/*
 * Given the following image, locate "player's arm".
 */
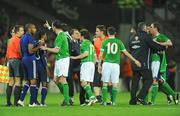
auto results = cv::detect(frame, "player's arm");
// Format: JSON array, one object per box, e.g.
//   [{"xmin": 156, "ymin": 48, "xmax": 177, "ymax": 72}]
[
  {"xmin": 154, "ymin": 39, "xmax": 172, "ymax": 47},
  {"xmin": 28, "ymin": 37, "xmax": 44, "ymax": 54},
  {"xmin": 71, "ymin": 51, "xmax": 88, "ymax": 60},
  {"xmin": 98, "ymin": 50, "xmax": 104, "ymax": 73},
  {"xmin": 5, "ymin": 40, "xmax": 11, "ymax": 65},
  {"xmin": 28, "ymin": 43, "xmax": 41, "ymax": 54},
  {"xmin": 122, "ymin": 50, "xmax": 141, "ymax": 67},
  {"xmin": 94, "ymin": 54, "xmax": 97, "ymax": 64},
  {"xmin": 145, "ymin": 36, "xmax": 166, "ymax": 52},
  {"xmin": 41, "ymin": 46, "xmax": 60, "ymax": 54},
  {"xmin": 44, "ymin": 20, "xmax": 52, "ymax": 30},
  {"xmin": 19, "ymin": 44, "xmax": 22, "ymax": 57}
]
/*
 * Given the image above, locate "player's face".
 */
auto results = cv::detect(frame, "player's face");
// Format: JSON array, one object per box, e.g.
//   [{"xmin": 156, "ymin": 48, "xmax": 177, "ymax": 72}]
[
  {"xmin": 72, "ymin": 30, "xmax": 80, "ymax": 40},
  {"xmin": 148, "ymin": 24, "xmax": 156, "ymax": 35},
  {"xmin": 17, "ymin": 27, "xmax": 24, "ymax": 37},
  {"xmin": 30, "ymin": 25, "xmax": 37, "ymax": 35},
  {"xmin": 145, "ymin": 26, "xmax": 151, "ymax": 34},
  {"xmin": 79, "ymin": 34, "xmax": 84, "ymax": 41},
  {"xmin": 95, "ymin": 28, "xmax": 102, "ymax": 37}
]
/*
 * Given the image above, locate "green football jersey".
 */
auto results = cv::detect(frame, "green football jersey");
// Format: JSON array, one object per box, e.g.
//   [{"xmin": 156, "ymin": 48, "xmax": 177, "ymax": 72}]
[
  {"xmin": 81, "ymin": 39, "xmax": 95, "ymax": 63},
  {"xmin": 100, "ymin": 38, "xmax": 126, "ymax": 64},
  {"xmin": 54, "ymin": 32, "xmax": 69, "ymax": 60},
  {"xmin": 151, "ymin": 34, "xmax": 169, "ymax": 72}
]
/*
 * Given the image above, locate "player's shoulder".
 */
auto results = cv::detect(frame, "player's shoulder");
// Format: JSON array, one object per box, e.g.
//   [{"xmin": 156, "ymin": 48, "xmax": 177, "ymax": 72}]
[
  {"xmin": 161, "ymin": 34, "xmax": 169, "ymax": 39},
  {"xmin": 159, "ymin": 33, "xmax": 167, "ymax": 38},
  {"xmin": 159, "ymin": 33, "xmax": 169, "ymax": 40},
  {"xmin": 101, "ymin": 38, "xmax": 109, "ymax": 44},
  {"xmin": 85, "ymin": 39, "xmax": 93, "ymax": 45},
  {"xmin": 111, "ymin": 37, "xmax": 122, "ymax": 43},
  {"xmin": 81, "ymin": 39, "xmax": 88, "ymax": 45},
  {"xmin": 93, "ymin": 37, "xmax": 99, "ymax": 41},
  {"xmin": 59, "ymin": 31, "xmax": 65, "ymax": 35},
  {"xmin": 57, "ymin": 32, "xmax": 66, "ymax": 39}
]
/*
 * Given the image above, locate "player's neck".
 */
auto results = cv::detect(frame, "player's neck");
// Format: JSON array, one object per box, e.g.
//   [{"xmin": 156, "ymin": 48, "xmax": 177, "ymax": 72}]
[
  {"xmin": 100, "ymin": 35, "xmax": 105, "ymax": 39},
  {"xmin": 27, "ymin": 32, "xmax": 33, "ymax": 36},
  {"xmin": 15, "ymin": 34, "xmax": 21, "ymax": 38},
  {"xmin": 108, "ymin": 35, "xmax": 115, "ymax": 38},
  {"xmin": 153, "ymin": 32, "xmax": 160, "ymax": 37},
  {"xmin": 56, "ymin": 30, "xmax": 63, "ymax": 35}
]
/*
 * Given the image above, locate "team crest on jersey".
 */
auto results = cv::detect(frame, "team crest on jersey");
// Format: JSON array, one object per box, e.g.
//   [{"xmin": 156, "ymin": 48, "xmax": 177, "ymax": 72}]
[
  {"xmin": 135, "ymin": 36, "xmax": 139, "ymax": 41},
  {"xmin": 132, "ymin": 36, "xmax": 140, "ymax": 44}
]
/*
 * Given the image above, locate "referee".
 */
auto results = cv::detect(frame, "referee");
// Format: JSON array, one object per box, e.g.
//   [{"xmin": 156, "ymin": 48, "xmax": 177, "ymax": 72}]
[{"xmin": 128, "ymin": 22, "xmax": 166, "ymax": 105}]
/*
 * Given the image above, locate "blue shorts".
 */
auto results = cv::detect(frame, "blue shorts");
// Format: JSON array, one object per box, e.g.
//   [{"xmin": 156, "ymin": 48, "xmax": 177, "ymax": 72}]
[
  {"xmin": 22, "ymin": 58, "xmax": 36, "ymax": 80},
  {"xmin": 36, "ymin": 60, "xmax": 49, "ymax": 82}
]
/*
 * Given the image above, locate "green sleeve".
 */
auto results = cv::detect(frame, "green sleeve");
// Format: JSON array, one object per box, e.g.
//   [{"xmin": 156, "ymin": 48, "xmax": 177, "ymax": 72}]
[
  {"xmin": 161, "ymin": 34, "xmax": 169, "ymax": 42},
  {"xmin": 81, "ymin": 41, "xmax": 89, "ymax": 53}
]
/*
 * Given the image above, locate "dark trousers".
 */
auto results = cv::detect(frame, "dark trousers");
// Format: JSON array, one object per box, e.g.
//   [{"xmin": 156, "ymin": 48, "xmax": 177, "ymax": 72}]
[
  {"xmin": 77, "ymin": 72, "xmax": 86, "ymax": 104},
  {"xmin": 123, "ymin": 77, "xmax": 132, "ymax": 92},
  {"xmin": 130, "ymin": 69, "xmax": 153, "ymax": 102},
  {"xmin": 167, "ymin": 72, "xmax": 176, "ymax": 90},
  {"xmin": 67, "ymin": 68, "xmax": 74, "ymax": 98},
  {"xmin": 67, "ymin": 66, "xmax": 86, "ymax": 104}
]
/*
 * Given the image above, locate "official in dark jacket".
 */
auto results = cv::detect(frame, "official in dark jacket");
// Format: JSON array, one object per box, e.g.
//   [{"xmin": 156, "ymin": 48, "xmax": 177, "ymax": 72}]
[{"xmin": 128, "ymin": 22, "xmax": 166, "ymax": 105}]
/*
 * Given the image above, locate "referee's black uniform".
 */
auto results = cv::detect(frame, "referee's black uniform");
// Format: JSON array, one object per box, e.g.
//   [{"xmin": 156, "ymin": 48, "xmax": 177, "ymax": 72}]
[{"xmin": 128, "ymin": 24, "xmax": 166, "ymax": 105}]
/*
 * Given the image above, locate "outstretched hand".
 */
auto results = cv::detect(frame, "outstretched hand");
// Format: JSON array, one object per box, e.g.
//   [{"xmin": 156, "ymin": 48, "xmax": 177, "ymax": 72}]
[
  {"xmin": 134, "ymin": 60, "xmax": 141, "ymax": 67},
  {"xmin": 44, "ymin": 20, "xmax": 51, "ymax": 29},
  {"xmin": 40, "ymin": 46, "xmax": 47, "ymax": 50},
  {"xmin": 70, "ymin": 56, "xmax": 76, "ymax": 60}
]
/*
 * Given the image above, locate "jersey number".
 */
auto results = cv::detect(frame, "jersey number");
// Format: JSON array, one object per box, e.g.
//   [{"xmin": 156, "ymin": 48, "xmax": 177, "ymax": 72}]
[{"xmin": 107, "ymin": 42, "xmax": 118, "ymax": 54}]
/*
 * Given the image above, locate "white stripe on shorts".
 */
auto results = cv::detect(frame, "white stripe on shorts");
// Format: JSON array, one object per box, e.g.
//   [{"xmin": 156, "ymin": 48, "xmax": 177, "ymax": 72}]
[{"xmin": 33, "ymin": 60, "xmax": 36, "ymax": 79}]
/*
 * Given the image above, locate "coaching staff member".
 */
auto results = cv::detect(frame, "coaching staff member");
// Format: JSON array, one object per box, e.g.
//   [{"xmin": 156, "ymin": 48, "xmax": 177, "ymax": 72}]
[{"xmin": 128, "ymin": 22, "xmax": 166, "ymax": 105}]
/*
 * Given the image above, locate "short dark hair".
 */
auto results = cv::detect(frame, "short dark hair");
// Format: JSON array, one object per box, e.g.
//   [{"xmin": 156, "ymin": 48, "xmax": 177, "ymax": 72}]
[
  {"xmin": 34, "ymin": 29, "xmax": 46, "ymax": 40},
  {"xmin": 14, "ymin": 25, "xmax": 23, "ymax": 33},
  {"xmin": 70, "ymin": 28, "xmax": 79, "ymax": 35},
  {"xmin": 96, "ymin": 25, "xmax": 106, "ymax": 35},
  {"xmin": 80, "ymin": 28, "xmax": 91, "ymax": 40},
  {"xmin": 137, "ymin": 22, "xmax": 146, "ymax": 32},
  {"xmin": 152, "ymin": 22, "xmax": 161, "ymax": 32},
  {"xmin": 25, "ymin": 23, "xmax": 35, "ymax": 32},
  {"xmin": 107, "ymin": 26, "xmax": 116, "ymax": 35},
  {"xmin": 7, "ymin": 26, "xmax": 15, "ymax": 38},
  {"xmin": 52, "ymin": 20, "xmax": 61, "ymax": 29},
  {"xmin": 60, "ymin": 23, "xmax": 69, "ymax": 32}
]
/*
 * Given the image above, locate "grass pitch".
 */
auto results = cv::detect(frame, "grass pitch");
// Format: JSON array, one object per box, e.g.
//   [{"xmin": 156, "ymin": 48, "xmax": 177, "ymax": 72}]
[{"xmin": 0, "ymin": 92, "xmax": 180, "ymax": 116}]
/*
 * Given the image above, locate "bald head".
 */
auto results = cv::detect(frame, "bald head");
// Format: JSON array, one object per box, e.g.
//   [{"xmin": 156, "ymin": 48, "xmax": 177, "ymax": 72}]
[{"xmin": 25, "ymin": 23, "xmax": 37, "ymax": 35}]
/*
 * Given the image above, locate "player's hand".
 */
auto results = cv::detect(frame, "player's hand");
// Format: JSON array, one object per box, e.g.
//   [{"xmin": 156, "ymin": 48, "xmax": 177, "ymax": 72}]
[
  {"xmin": 134, "ymin": 60, "xmax": 141, "ymax": 67},
  {"xmin": 44, "ymin": 20, "xmax": 51, "ymax": 29},
  {"xmin": 157, "ymin": 50, "xmax": 163, "ymax": 54},
  {"xmin": 40, "ymin": 46, "xmax": 47, "ymax": 50},
  {"xmin": 38, "ymin": 40, "xmax": 45, "ymax": 46},
  {"xmin": 70, "ymin": 56, "xmax": 76, "ymax": 60}
]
